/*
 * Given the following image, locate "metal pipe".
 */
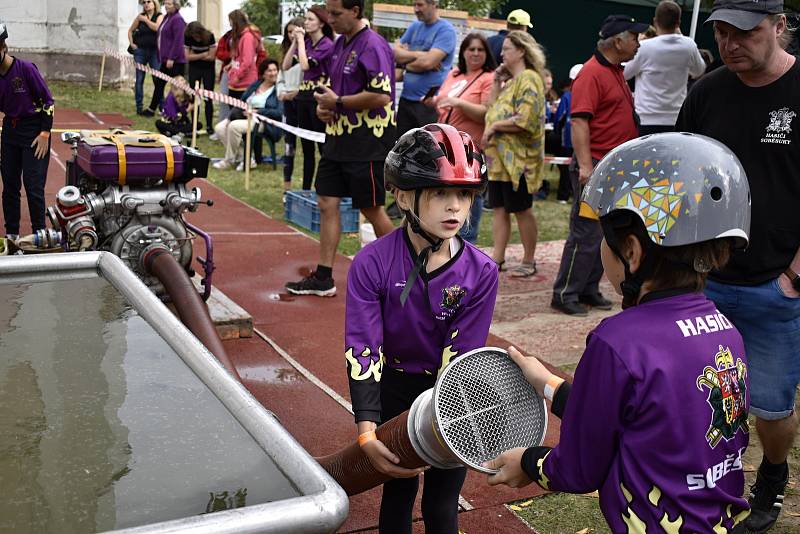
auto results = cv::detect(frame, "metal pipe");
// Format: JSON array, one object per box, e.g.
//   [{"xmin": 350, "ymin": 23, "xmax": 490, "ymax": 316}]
[
  {"xmin": 316, "ymin": 348, "xmax": 548, "ymax": 497},
  {"xmin": 143, "ymin": 247, "xmax": 240, "ymax": 381},
  {"xmin": 690, "ymin": 0, "xmax": 702, "ymax": 41}
]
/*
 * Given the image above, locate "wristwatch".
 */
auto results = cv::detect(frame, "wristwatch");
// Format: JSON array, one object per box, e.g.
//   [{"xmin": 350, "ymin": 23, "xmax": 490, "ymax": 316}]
[
  {"xmin": 336, "ymin": 95, "xmax": 344, "ymax": 111},
  {"xmin": 784, "ymin": 267, "xmax": 800, "ymax": 292}
]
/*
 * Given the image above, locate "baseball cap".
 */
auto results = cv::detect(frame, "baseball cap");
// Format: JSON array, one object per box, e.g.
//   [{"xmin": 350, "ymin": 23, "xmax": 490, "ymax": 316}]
[
  {"xmin": 705, "ymin": 0, "xmax": 784, "ymax": 31},
  {"xmin": 0, "ymin": 21, "xmax": 7, "ymax": 42},
  {"xmin": 569, "ymin": 63, "xmax": 583, "ymax": 80},
  {"xmin": 599, "ymin": 14, "xmax": 650, "ymax": 39},
  {"xmin": 507, "ymin": 9, "xmax": 533, "ymax": 28}
]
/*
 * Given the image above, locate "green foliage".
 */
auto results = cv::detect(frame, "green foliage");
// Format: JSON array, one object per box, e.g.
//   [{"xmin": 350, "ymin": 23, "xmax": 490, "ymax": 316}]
[{"xmin": 241, "ymin": 0, "xmax": 282, "ymax": 36}]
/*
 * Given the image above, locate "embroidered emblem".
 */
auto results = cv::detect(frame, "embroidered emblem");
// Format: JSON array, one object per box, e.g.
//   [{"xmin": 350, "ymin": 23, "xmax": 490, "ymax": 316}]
[
  {"xmin": 696, "ymin": 345, "xmax": 748, "ymax": 448},
  {"xmin": 440, "ymin": 284, "xmax": 466, "ymax": 313},
  {"xmin": 11, "ymin": 76, "xmax": 25, "ymax": 94}
]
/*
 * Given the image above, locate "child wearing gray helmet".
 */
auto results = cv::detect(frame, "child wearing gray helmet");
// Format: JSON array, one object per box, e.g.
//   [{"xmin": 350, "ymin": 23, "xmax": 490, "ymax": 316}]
[{"xmin": 486, "ymin": 132, "xmax": 753, "ymax": 533}]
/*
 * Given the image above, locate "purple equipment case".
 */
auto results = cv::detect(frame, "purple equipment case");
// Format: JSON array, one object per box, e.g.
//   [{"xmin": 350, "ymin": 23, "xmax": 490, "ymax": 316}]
[{"xmin": 77, "ymin": 137, "xmax": 186, "ymax": 184}]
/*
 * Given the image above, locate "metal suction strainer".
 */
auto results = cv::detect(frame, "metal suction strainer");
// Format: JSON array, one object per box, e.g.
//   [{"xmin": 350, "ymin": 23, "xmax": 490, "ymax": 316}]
[{"xmin": 406, "ymin": 347, "xmax": 548, "ymax": 473}]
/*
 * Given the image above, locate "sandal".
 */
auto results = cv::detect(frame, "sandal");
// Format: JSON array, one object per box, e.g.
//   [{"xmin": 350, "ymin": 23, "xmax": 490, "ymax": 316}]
[
  {"xmin": 510, "ymin": 262, "xmax": 537, "ymax": 278},
  {"xmin": 494, "ymin": 260, "xmax": 507, "ymax": 272}
]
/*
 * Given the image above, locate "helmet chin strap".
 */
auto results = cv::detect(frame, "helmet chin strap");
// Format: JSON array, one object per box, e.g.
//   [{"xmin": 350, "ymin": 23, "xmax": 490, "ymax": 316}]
[
  {"xmin": 399, "ymin": 190, "xmax": 444, "ymax": 306},
  {"xmin": 601, "ymin": 218, "xmax": 656, "ymax": 309}
]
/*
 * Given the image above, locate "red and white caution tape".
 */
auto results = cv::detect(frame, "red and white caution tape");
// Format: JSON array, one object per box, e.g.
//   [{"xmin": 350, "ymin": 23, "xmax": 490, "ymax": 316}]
[
  {"xmin": 543, "ymin": 156, "xmax": 572, "ymax": 165},
  {"xmin": 104, "ymin": 48, "xmax": 325, "ymax": 143},
  {"xmin": 105, "ymin": 49, "xmax": 570, "ymax": 156}
]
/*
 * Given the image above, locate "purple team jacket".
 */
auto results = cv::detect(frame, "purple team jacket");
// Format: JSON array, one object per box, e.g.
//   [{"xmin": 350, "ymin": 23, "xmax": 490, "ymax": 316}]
[
  {"xmin": 157, "ymin": 11, "xmax": 187, "ymax": 64},
  {"xmin": 0, "ymin": 58, "xmax": 54, "ymax": 142},
  {"xmin": 523, "ymin": 292, "xmax": 750, "ymax": 532},
  {"xmin": 345, "ymin": 228, "xmax": 499, "ymax": 423}
]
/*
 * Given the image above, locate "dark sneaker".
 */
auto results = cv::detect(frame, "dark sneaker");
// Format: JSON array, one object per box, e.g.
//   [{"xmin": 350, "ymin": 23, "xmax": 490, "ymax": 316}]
[
  {"xmin": 550, "ymin": 299, "xmax": 589, "ymax": 317},
  {"xmin": 285, "ymin": 274, "xmax": 336, "ymax": 297},
  {"xmin": 579, "ymin": 293, "xmax": 613, "ymax": 310},
  {"xmin": 141, "ymin": 108, "xmax": 155, "ymax": 117},
  {"xmin": 744, "ymin": 468, "xmax": 788, "ymax": 533}
]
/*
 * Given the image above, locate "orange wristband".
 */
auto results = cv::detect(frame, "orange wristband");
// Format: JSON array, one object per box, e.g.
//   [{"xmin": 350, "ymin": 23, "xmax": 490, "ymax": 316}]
[
  {"xmin": 358, "ymin": 430, "xmax": 377, "ymax": 447},
  {"xmin": 543, "ymin": 375, "xmax": 564, "ymax": 402}
]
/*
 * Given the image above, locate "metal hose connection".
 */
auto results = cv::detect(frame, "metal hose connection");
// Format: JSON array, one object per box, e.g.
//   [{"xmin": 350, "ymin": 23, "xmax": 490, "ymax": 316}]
[{"xmin": 317, "ymin": 347, "xmax": 548, "ymax": 495}]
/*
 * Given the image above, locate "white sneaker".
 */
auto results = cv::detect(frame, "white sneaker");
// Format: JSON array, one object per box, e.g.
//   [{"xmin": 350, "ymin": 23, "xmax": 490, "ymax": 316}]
[
  {"xmin": 236, "ymin": 158, "xmax": 257, "ymax": 172},
  {"xmin": 212, "ymin": 159, "xmax": 233, "ymax": 170},
  {"xmin": 209, "ymin": 132, "xmax": 220, "ymax": 141}
]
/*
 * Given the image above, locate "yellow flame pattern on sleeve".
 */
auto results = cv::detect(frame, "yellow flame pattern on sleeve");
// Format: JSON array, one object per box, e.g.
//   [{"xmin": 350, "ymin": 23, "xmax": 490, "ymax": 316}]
[
  {"xmin": 345, "ymin": 345, "xmax": 384, "ymax": 381},
  {"xmin": 537, "ymin": 451, "xmax": 551, "ymax": 490},
  {"xmin": 369, "ymin": 72, "xmax": 392, "ymax": 93},
  {"xmin": 436, "ymin": 330, "xmax": 459, "ymax": 376}
]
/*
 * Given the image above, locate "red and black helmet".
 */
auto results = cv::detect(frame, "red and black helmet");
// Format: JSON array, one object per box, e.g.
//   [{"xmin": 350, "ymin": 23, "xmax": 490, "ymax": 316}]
[{"xmin": 385, "ymin": 123, "xmax": 488, "ymax": 192}]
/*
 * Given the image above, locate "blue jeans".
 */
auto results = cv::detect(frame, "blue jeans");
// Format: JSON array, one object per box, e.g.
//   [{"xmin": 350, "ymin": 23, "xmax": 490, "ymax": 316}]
[
  {"xmin": 706, "ymin": 278, "xmax": 800, "ymax": 420},
  {"xmin": 133, "ymin": 46, "xmax": 160, "ymax": 112},
  {"xmin": 459, "ymin": 194, "xmax": 483, "ymax": 244}
]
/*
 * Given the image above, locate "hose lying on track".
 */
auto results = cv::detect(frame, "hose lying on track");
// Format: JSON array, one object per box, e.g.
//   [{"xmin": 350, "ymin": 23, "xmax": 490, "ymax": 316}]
[{"xmin": 144, "ymin": 247, "xmax": 241, "ymax": 381}]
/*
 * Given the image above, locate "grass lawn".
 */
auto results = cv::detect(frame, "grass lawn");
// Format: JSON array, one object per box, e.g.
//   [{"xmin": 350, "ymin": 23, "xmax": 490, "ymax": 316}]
[{"xmin": 50, "ymin": 79, "xmax": 571, "ymax": 257}]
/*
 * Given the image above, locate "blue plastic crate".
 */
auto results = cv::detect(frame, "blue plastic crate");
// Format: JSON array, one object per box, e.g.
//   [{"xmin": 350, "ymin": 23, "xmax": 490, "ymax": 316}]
[{"xmin": 284, "ymin": 190, "xmax": 359, "ymax": 233}]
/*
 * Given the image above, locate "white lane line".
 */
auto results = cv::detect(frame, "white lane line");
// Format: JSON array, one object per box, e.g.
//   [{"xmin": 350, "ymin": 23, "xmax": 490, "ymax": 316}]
[
  {"xmin": 49, "ymin": 149, "xmax": 66, "ymax": 172},
  {"xmin": 253, "ymin": 326, "xmax": 474, "ymax": 511},
  {"xmin": 253, "ymin": 327, "xmax": 353, "ymax": 414},
  {"xmin": 86, "ymin": 112, "xmax": 105, "ymax": 124}
]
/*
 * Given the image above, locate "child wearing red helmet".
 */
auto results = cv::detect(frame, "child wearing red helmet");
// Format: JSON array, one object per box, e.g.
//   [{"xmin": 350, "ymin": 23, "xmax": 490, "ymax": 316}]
[{"xmin": 345, "ymin": 123, "xmax": 498, "ymax": 532}]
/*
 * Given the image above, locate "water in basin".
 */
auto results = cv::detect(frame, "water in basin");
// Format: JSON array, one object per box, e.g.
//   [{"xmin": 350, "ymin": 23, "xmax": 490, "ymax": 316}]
[{"xmin": 0, "ymin": 277, "xmax": 299, "ymax": 533}]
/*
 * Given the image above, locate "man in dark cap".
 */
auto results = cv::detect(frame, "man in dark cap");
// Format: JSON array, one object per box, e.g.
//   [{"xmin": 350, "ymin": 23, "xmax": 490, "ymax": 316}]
[
  {"xmin": 551, "ymin": 15, "xmax": 648, "ymax": 316},
  {"xmin": 676, "ymin": 1, "xmax": 798, "ymax": 532},
  {"xmin": 0, "ymin": 20, "xmax": 54, "ymax": 242}
]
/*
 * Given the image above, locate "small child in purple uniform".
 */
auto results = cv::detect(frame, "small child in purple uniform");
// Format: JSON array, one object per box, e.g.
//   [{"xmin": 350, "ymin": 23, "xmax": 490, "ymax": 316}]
[
  {"xmin": 155, "ymin": 76, "xmax": 196, "ymax": 138},
  {"xmin": 346, "ymin": 124, "xmax": 498, "ymax": 533},
  {"xmin": 0, "ymin": 20, "xmax": 54, "ymax": 241},
  {"xmin": 486, "ymin": 133, "xmax": 753, "ymax": 533}
]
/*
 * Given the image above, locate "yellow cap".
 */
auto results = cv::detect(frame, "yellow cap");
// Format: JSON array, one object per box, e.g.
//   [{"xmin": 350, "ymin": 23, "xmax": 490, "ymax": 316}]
[{"xmin": 507, "ymin": 9, "xmax": 533, "ymax": 28}]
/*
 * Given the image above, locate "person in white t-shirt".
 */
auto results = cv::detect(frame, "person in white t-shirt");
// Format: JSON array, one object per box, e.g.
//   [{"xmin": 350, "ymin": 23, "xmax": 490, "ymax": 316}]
[{"xmin": 623, "ymin": 0, "xmax": 706, "ymax": 135}]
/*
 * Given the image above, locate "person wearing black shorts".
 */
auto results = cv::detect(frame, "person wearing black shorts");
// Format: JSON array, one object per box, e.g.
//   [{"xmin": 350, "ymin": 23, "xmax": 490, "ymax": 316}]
[
  {"xmin": 487, "ymin": 175, "xmax": 532, "ymax": 214},
  {"xmin": 286, "ymin": 0, "xmax": 396, "ymax": 297}
]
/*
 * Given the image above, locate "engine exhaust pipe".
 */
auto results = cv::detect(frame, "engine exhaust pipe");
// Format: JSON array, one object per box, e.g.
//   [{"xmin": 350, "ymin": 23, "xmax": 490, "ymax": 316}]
[
  {"xmin": 316, "ymin": 347, "xmax": 548, "ymax": 496},
  {"xmin": 143, "ymin": 246, "xmax": 240, "ymax": 381}
]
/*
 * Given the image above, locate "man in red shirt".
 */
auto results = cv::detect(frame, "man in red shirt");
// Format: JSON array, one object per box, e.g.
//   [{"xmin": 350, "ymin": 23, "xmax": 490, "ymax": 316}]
[{"xmin": 551, "ymin": 15, "xmax": 648, "ymax": 316}]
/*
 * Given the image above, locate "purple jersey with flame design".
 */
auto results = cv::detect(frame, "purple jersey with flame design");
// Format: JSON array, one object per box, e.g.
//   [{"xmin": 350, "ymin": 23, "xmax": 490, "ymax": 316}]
[
  {"xmin": 345, "ymin": 228, "xmax": 498, "ymax": 423},
  {"xmin": 323, "ymin": 26, "xmax": 396, "ymax": 162},
  {"xmin": 524, "ymin": 292, "xmax": 751, "ymax": 532}
]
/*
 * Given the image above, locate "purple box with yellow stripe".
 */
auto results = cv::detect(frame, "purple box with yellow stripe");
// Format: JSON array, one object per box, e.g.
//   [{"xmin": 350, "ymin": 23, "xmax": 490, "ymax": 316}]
[{"xmin": 76, "ymin": 132, "xmax": 187, "ymax": 184}]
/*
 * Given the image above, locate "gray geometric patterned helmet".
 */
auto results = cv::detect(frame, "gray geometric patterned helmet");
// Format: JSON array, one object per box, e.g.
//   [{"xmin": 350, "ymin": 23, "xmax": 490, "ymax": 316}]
[{"xmin": 580, "ymin": 132, "xmax": 750, "ymax": 249}]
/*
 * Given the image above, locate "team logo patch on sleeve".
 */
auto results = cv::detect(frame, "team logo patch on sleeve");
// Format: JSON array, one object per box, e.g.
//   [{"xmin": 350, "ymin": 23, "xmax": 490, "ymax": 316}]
[{"xmin": 696, "ymin": 345, "xmax": 748, "ymax": 448}]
